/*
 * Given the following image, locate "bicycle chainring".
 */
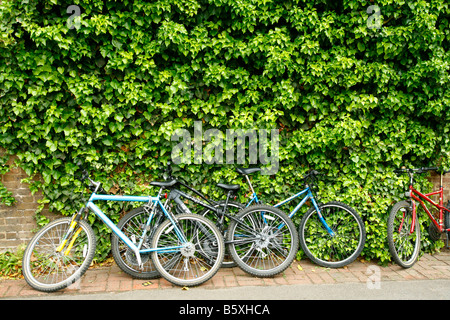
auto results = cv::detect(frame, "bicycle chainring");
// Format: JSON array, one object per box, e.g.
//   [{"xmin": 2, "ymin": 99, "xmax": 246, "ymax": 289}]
[
  {"xmin": 125, "ymin": 248, "xmax": 150, "ymax": 267},
  {"xmin": 428, "ymin": 223, "xmax": 441, "ymax": 241}
]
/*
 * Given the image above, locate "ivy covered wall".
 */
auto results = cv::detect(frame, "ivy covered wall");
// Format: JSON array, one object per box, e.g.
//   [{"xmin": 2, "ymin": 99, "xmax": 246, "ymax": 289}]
[{"xmin": 0, "ymin": 0, "xmax": 449, "ymax": 262}]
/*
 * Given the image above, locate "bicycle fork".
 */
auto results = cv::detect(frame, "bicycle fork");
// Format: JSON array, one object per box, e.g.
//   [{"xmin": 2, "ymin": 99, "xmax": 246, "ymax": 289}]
[
  {"xmin": 310, "ymin": 193, "xmax": 335, "ymax": 237},
  {"xmin": 398, "ymin": 201, "xmax": 417, "ymax": 235},
  {"xmin": 56, "ymin": 208, "xmax": 86, "ymax": 257}
]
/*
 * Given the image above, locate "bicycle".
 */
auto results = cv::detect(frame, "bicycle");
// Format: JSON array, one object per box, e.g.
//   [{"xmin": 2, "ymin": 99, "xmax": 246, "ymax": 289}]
[
  {"xmin": 237, "ymin": 168, "xmax": 366, "ymax": 268},
  {"xmin": 387, "ymin": 167, "xmax": 450, "ymax": 268},
  {"xmin": 115, "ymin": 164, "xmax": 299, "ymax": 278},
  {"xmin": 22, "ymin": 170, "xmax": 224, "ymax": 292}
]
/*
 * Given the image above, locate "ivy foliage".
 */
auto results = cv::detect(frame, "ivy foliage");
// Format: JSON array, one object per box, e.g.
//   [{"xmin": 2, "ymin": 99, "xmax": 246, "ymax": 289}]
[{"xmin": 0, "ymin": 0, "xmax": 449, "ymax": 263}]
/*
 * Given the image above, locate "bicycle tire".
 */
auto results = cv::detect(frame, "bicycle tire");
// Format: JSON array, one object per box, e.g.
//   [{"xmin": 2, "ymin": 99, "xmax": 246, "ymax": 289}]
[
  {"xmin": 387, "ymin": 200, "xmax": 420, "ymax": 268},
  {"xmin": 22, "ymin": 217, "xmax": 96, "ymax": 292},
  {"xmin": 111, "ymin": 207, "xmax": 162, "ymax": 279},
  {"xmin": 151, "ymin": 213, "xmax": 224, "ymax": 287},
  {"xmin": 445, "ymin": 202, "xmax": 450, "ymax": 230},
  {"xmin": 299, "ymin": 201, "xmax": 366, "ymax": 268},
  {"xmin": 227, "ymin": 204, "xmax": 298, "ymax": 277},
  {"xmin": 199, "ymin": 200, "xmax": 244, "ymax": 268}
]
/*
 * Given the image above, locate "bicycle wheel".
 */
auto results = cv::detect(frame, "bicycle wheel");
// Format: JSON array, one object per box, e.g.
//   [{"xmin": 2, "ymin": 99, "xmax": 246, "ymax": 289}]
[
  {"xmin": 227, "ymin": 204, "xmax": 298, "ymax": 277},
  {"xmin": 111, "ymin": 206, "xmax": 162, "ymax": 279},
  {"xmin": 387, "ymin": 200, "xmax": 420, "ymax": 268},
  {"xmin": 151, "ymin": 213, "xmax": 224, "ymax": 287},
  {"xmin": 200, "ymin": 200, "xmax": 244, "ymax": 268},
  {"xmin": 22, "ymin": 217, "xmax": 96, "ymax": 292},
  {"xmin": 299, "ymin": 201, "xmax": 366, "ymax": 268}
]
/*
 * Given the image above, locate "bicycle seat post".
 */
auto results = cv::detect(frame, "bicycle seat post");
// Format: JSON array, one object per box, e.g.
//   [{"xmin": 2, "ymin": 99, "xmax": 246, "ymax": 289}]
[
  {"xmin": 244, "ymin": 174, "xmax": 256, "ymax": 196},
  {"xmin": 157, "ymin": 187, "xmax": 163, "ymax": 199},
  {"xmin": 223, "ymin": 191, "xmax": 230, "ymax": 209},
  {"xmin": 219, "ymin": 191, "xmax": 233, "ymax": 226},
  {"xmin": 408, "ymin": 171, "xmax": 414, "ymax": 187}
]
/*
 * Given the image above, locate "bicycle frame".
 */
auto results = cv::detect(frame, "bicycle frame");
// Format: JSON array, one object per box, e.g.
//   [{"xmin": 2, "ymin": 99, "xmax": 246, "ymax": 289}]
[
  {"xmin": 243, "ymin": 176, "xmax": 335, "ymax": 236},
  {"xmin": 273, "ymin": 187, "xmax": 319, "ymax": 218},
  {"xmin": 167, "ymin": 187, "xmax": 256, "ymax": 240},
  {"xmin": 273, "ymin": 186, "xmax": 335, "ymax": 236},
  {"xmin": 243, "ymin": 174, "xmax": 260, "ymax": 207},
  {"xmin": 81, "ymin": 193, "xmax": 187, "ymax": 267},
  {"xmin": 409, "ymin": 184, "xmax": 450, "ymax": 233},
  {"xmin": 169, "ymin": 180, "xmax": 278, "ymax": 242}
]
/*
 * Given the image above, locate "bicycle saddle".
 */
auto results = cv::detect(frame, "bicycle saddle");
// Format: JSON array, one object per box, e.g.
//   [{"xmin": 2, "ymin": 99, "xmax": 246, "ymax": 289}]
[
  {"xmin": 236, "ymin": 167, "xmax": 261, "ymax": 175},
  {"xmin": 216, "ymin": 183, "xmax": 240, "ymax": 192},
  {"xmin": 150, "ymin": 180, "xmax": 178, "ymax": 188}
]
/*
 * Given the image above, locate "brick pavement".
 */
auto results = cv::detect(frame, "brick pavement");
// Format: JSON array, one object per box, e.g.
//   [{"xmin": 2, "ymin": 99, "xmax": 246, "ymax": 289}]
[{"xmin": 1, "ymin": 248, "xmax": 449, "ymax": 299}]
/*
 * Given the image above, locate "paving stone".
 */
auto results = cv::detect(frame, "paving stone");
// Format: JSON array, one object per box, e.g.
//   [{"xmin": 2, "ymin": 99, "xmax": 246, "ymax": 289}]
[{"xmin": 2, "ymin": 249, "xmax": 449, "ymax": 298}]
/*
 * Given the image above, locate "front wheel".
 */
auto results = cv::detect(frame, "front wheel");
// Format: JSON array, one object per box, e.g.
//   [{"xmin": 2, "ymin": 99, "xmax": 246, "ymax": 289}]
[
  {"xmin": 387, "ymin": 200, "xmax": 420, "ymax": 268},
  {"xmin": 151, "ymin": 214, "xmax": 224, "ymax": 287},
  {"xmin": 22, "ymin": 217, "xmax": 96, "ymax": 292},
  {"xmin": 227, "ymin": 204, "xmax": 298, "ymax": 277},
  {"xmin": 299, "ymin": 201, "xmax": 366, "ymax": 268}
]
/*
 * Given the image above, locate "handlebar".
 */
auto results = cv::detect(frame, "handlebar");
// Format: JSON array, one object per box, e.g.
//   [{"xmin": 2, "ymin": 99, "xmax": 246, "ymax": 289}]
[
  {"xmin": 394, "ymin": 167, "xmax": 448, "ymax": 175},
  {"xmin": 301, "ymin": 170, "xmax": 323, "ymax": 182},
  {"xmin": 79, "ymin": 170, "xmax": 107, "ymax": 194}
]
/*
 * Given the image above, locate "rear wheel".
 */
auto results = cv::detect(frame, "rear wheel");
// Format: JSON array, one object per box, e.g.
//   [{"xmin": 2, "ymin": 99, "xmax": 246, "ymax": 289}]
[
  {"xmin": 111, "ymin": 206, "xmax": 162, "ymax": 279},
  {"xmin": 445, "ymin": 203, "xmax": 450, "ymax": 230},
  {"xmin": 227, "ymin": 204, "xmax": 298, "ymax": 277},
  {"xmin": 387, "ymin": 201, "xmax": 420, "ymax": 268},
  {"xmin": 151, "ymin": 214, "xmax": 224, "ymax": 287}
]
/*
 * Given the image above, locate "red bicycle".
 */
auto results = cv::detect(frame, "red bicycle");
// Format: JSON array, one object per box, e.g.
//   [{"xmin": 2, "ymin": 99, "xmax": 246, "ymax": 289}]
[{"xmin": 387, "ymin": 167, "xmax": 450, "ymax": 268}]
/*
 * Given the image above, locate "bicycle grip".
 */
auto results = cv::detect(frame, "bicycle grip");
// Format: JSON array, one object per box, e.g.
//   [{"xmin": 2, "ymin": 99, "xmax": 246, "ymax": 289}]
[
  {"xmin": 98, "ymin": 187, "xmax": 108, "ymax": 194},
  {"xmin": 80, "ymin": 170, "xmax": 89, "ymax": 181}
]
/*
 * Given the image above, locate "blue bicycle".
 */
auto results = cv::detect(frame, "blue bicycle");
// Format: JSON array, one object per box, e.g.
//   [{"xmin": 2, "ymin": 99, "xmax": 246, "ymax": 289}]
[
  {"xmin": 22, "ymin": 170, "xmax": 224, "ymax": 292},
  {"xmin": 237, "ymin": 168, "xmax": 366, "ymax": 268}
]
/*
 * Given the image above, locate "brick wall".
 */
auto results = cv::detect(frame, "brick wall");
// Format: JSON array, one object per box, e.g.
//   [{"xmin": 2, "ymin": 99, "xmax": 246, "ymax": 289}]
[
  {"xmin": 0, "ymin": 151, "xmax": 54, "ymax": 252},
  {"xmin": 428, "ymin": 171, "xmax": 450, "ymax": 207}
]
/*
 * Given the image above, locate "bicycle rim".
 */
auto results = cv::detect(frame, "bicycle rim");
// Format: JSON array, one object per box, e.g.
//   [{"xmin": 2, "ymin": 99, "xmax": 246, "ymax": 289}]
[
  {"xmin": 228, "ymin": 205, "xmax": 298, "ymax": 277},
  {"xmin": 388, "ymin": 201, "xmax": 420, "ymax": 268},
  {"xmin": 151, "ymin": 214, "xmax": 224, "ymax": 287},
  {"xmin": 300, "ymin": 202, "xmax": 365, "ymax": 268},
  {"xmin": 22, "ymin": 218, "xmax": 96, "ymax": 292}
]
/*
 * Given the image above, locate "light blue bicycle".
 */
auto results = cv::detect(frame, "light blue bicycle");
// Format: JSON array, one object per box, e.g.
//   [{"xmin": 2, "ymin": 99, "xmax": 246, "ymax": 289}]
[{"xmin": 22, "ymin": 170, "xmax": 224, "ymax": 292}]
